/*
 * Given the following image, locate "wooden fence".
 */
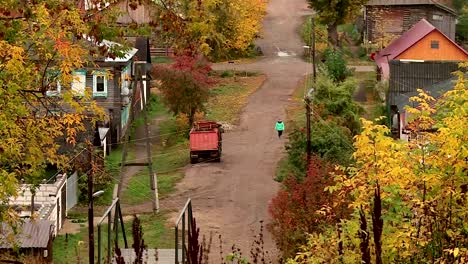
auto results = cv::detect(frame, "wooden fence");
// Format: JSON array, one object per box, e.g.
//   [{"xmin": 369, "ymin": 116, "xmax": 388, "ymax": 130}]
[{"xmin": 150, "ymin": 47, "xmax": 174, "ymax": 57}]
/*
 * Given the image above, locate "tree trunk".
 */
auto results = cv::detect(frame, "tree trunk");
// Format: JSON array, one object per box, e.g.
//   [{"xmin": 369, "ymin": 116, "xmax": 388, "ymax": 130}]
[{"xmin": 327, "ymin": 22, "xmax": 339, "ymax": 48}]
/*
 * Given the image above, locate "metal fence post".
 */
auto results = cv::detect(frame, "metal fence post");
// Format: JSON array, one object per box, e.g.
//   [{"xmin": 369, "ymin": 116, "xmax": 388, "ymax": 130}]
[
  {"xmin": 182, "ymin": 214, "xmax": 186, "ymax": 264},
  {"xmin": 108, "ymin": 213, "xmax": 112, "ymax": 262},
  {"xmin": 97, "ymin": 225, "xmax": 102, "ymax": 264},
  {"xmin": 175, "ymin": 226, "xmax": 179, "ymax": 264}
]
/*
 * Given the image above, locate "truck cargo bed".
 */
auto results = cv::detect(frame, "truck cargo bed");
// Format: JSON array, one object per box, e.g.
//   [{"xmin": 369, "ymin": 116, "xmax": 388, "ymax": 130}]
[{"xmin": 189, "ymin": 131, "xmax": 219, "ymax": 150}]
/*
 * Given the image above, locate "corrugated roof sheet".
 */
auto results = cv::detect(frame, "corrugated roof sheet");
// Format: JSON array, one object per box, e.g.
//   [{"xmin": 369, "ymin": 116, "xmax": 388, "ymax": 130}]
[
  {"xmin": 395, "ymin": 77, "xmax": 456, "ymax": 112},
  {"xmin": 366, "ymin": 0, "xmax": 456, "ymax": 14},
  {"xmin": 0, "ymin": 220, "xmax": 54, "ymax": 249}
]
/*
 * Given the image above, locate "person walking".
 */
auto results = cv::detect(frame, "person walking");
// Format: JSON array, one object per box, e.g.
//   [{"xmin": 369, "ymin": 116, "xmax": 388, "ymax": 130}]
[{"xmin": 275, "ymin": 119, "xmax": 285, "ymax": 138}]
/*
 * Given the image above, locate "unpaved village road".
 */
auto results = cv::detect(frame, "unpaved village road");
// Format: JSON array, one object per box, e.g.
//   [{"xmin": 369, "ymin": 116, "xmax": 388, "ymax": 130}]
[{"xmin": 159, "ymin": 0, "xmax": 313, "ymax": 261}]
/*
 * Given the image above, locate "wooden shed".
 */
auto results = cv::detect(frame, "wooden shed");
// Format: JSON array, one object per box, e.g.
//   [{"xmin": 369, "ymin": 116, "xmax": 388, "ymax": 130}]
[
  {"xmin": 0, "ymin": 220, "xmax": 54, "ymax": 263},
  {"xmin": 365, "ymin": 0, "xmax": 457, "ymax": 44}
]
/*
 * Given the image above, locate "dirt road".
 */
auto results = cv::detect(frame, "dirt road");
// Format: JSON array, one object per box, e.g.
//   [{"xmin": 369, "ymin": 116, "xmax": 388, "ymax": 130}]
[{"xmin": 160, "ymin": 0, "xmax": 313, "ymax": 261}]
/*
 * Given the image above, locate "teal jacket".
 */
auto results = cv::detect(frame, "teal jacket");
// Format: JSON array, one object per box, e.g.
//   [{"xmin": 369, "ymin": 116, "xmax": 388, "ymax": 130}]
[{"xmin": 275, "ymin": 121, "xmax": 285, "ymax": 131}]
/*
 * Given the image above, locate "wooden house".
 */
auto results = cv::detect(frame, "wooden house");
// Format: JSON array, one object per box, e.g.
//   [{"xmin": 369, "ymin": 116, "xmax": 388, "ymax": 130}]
[
  {"xmin": 45, "ymin": 39, "xmax": 143, "ymax": 147},
  {"xmin": 365, "ymin": 0, "xmax": 457, "ymax": 45},
  {"xmin": 115, "ymin": 0, "xmax": 155, "ymax": 25},
  {"xmin": 78, "ymin": 0, "xmax": 155, "ymax": 25}
]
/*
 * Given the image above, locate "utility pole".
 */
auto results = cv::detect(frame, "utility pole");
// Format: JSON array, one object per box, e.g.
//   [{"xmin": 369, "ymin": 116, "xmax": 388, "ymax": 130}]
[
  {"xmin": 305, "ymin": 96, "xmax": 311, "ymax": 164},
  {"xmin": 87, "ymin": 142, "xmax": 95, "ymax": 264},
  {"xmin": 312, "ymin": 16, "xmax": 316, "ymax": 81},
  {"xmin": 116, "ymin": 62, "xmax": 159, "ymax": 213},
  {"xmin": 141, "ymin": 73, "xmax": 159, "ymax": 212},
  {"xmin": 305, "ymin": 16, "xmax": 316, "ymax": 168}
]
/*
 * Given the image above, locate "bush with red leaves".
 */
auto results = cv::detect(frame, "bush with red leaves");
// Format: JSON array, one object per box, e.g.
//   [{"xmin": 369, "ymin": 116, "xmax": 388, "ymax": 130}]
[{"xmin": 268, "ymin": 156, "xmax": 350, "ymax": 259}]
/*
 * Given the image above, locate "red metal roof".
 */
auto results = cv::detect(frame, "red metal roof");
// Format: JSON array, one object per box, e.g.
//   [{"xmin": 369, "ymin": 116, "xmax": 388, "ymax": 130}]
[
  {"xmin": 190, "ymin": 131, "xmax": 219, "ymax": 151},
  {"xmin": 375, "ymin": 19, "xmax": 468, "ymax": 79}
]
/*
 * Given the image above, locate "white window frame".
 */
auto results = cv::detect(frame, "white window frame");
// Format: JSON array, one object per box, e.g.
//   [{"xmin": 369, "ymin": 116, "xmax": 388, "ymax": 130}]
[
  {"xmin": 432, "ymin": 14, "xmax": 443, "ymax": 21},
  {"xmin": 71, "ymin": 70, "xmax": 87, "ymax": 97},
  {"xmin": 93, "ymin": 71, "xmax": 108, "ymax": 97},
  {"xmin": 45, "ymin": 71, "xmax": 61, "ymax": 97}
]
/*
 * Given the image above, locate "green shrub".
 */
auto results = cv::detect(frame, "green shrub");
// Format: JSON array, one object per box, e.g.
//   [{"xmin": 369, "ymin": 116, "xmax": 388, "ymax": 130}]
[
  {"xmin": 284, "ymin": 128, "xmax": 307, "ymax": 181},
  {"xmin": 323, "ymin": 48, "xmax": 352, "ymax": 82},
  {"xmin": 313, "ymin": 74, "xmax": 363, "ymax": 135},
  {"xmin": 221, "ymin": 70, "xmax": 234, "ymax": 78}
]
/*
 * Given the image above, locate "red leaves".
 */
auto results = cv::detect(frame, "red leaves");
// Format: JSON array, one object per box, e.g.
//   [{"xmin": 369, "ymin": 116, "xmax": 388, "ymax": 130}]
[
  {"xmin": 152, "ymin": 54, "xmax": 215, "ymax": 123},
  {"xmin": 269, "ymin": 156, "xmax": 345, "ymax": 257},
  {"xmin": 170, "ymin": 54, "xmax": 216, "ymax": 87}
]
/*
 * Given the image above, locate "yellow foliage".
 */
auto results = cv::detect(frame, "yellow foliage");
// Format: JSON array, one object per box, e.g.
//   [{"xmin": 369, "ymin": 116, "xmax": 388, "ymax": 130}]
[
  {"xmin": 288, "ymin": 65, "xmax": 468, "ymax": 262},
  {"xmin": 175, "ymin": 113, "xmax": 190, "ymax": 133}
]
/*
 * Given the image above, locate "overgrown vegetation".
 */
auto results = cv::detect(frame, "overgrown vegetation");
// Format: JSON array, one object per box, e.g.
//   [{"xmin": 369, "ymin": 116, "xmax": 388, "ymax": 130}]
[{"xmin": 281, "ymin": 65, "xmax": 468, "ymax": 262}]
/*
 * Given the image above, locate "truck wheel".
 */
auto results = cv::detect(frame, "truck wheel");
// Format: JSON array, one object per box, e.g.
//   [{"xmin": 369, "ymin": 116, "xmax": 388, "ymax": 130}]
[
  {"xmin": 214, "ymin": 156, "xmax": 221, "ymax": 162},
  {"xmin": 190, "ymin": 157, "xmax": 198, "ymax": 164}
]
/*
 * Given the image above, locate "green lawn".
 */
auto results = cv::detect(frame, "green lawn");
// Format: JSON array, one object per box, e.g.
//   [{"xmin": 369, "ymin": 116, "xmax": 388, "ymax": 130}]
[
  {"xmin": 152, "ymin": 56, "xmax": 173, "ymax": 64},
  {"xmin": 119, "ymin": 213, "xmax": 174, "ymax": 249},
  {"xmin": 53, "ymin": 226, "xmax": 88, "ymax": 264}
]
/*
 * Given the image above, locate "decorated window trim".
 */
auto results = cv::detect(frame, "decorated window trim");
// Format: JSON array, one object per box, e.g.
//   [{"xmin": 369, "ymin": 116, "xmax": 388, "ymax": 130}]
[{"xmin": 92, "ymin": 70, "xmax": 108, "ymax": 97}]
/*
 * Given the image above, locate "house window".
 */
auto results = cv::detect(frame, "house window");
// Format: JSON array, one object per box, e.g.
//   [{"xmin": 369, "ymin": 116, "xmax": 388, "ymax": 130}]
[
  {"xmin": 431, "ymin": 40, "xmax": 439, "ymax": 49},
  {"xmin": 92, "ymin": 71, "xmax": 108, "ymax": 97},
  {"xmin": 45, "ymin": 71, "xmax": 61, "ymax": 97},
  {"xmin": 432, "ymin": 14, "xmax": 443, "ymax": 21},
  {"xmin": 71, "ymin": 70, "xmax": 86, "ymax": 97}
]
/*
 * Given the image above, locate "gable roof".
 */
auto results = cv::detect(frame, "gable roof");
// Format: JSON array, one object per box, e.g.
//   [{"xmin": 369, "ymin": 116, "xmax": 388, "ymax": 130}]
[
  {"xmin": 366, "ymin": 0, "xmax": 456, "ymax": 14},
  {"xmin": 0, "ymin": 220, "xmax": 54, "ymax": 249},
  {"xmin": 375, "ymin": 19, "xmax": 468, "ymax": 66}
]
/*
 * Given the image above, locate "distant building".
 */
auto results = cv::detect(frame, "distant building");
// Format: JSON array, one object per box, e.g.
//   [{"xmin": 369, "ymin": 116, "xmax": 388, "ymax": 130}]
[
  {"xmin": 372, "ymin": 18, "xmax": 468, "ymax": 139},
  {"xmin": 374, "ymin": 18, "xmax": 468, "ymax": 80},
  {"xmin": 365, "ymin": 0, "xmax": 457, "ymax": 44}
]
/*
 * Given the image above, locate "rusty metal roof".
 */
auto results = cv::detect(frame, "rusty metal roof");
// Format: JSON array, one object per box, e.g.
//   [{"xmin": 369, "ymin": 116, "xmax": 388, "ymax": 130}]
[
  {"xmin": 366, "ymin": 0, "xmax": 456, "ymax": 14},
  {"xmin": 0, "ymin": 220, "xmax": 54, "ymax": 249}
]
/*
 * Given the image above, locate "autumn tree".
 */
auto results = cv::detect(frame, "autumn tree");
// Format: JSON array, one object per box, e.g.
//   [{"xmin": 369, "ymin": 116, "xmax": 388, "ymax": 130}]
[
  {"xmin": 307, "ymin": 0, "xmax": 368, "ymax": 47},
  {"xmin": 287, "ymin": 64, "xmax": 468, "ymax": 263},
  {"xmin": 0, "ymin": 0, "xmax": 134, "ymax": 227},
  {"xmin": 152, "ymin": 0, "xmax": 266, "ymax": 60},
  {"xmin": 153, "ymin": 55, "xmax": 214, "ymax": 124}
]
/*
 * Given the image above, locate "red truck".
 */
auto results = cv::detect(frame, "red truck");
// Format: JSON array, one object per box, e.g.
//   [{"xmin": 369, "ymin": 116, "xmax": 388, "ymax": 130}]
[{"xmin": 189, "ymin": 121, "xmax": 223, "ymax": 164}]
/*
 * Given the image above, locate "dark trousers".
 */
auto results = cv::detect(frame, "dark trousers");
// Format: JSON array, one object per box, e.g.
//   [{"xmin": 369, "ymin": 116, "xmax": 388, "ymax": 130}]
[{"xmin": 277, "ymin": 130, "xmax": 283, "ymax": 138}]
